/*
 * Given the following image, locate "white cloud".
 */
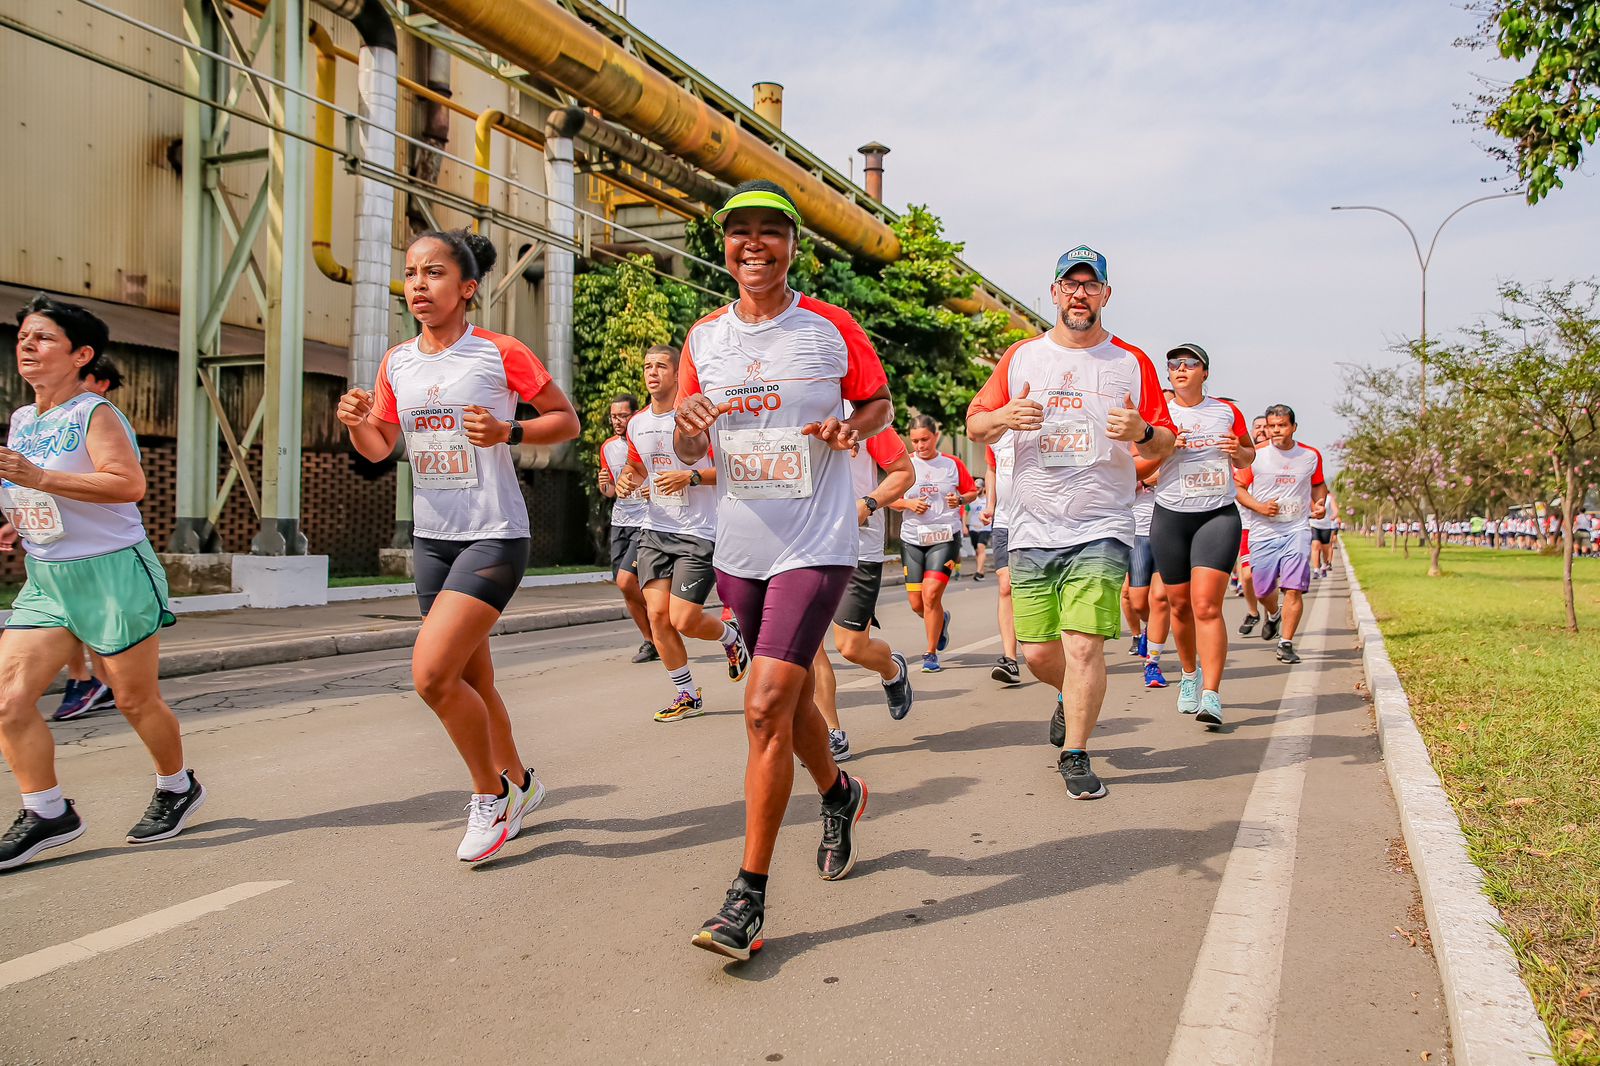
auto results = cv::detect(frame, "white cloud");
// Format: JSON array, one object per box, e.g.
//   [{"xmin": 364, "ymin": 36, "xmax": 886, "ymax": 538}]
[{"xmin": 631, "ymin": 0, "xmax": 1600, "ymax": 464}]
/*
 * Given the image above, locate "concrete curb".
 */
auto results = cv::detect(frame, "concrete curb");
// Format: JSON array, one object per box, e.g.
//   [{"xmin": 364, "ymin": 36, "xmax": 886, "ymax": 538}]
[{"xmin": 1340, "ymin": 550, "xmax": 1554, "ymax": 1065}]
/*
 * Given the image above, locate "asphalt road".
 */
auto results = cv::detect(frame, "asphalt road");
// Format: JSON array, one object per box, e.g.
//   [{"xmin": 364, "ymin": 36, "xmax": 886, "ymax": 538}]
[{"xmin": 0, "ymin": 567, "xmax": 1450, "ymax": 1065}]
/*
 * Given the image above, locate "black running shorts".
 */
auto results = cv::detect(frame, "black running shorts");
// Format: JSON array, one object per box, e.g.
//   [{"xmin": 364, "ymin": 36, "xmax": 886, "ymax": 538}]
[
  {"xmin": 414, "ymin": 535, "xmax": 530, "ymax": 616},
  {"xmin": 902, "ymin": 539, "xmax": 959, "ymax": 588},
  {"xmin": 833, "ymin": 560, "xmax": 884, "ymax": 632},
  {"xmin": 635, "ymin": 529, "xmax": 716, "ymax": 605},
  {"xmin": 609, "ymin": 523, "xmax": 643, "ymax": 578},
  {"xmin": 1149, "ymin": 503, "xmax": 1243, "ymax": 585}
]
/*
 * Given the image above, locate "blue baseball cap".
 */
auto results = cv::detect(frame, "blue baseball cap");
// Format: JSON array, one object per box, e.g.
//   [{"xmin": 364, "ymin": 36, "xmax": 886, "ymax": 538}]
[{"xmin": 1054, "ymin": 245, "xmax": 1108, "ymax": 283}]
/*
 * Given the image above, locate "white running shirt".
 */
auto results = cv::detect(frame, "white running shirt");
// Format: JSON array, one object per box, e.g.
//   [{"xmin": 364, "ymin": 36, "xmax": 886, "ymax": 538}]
[
  {"xmin": 1132, "ymin": 479, "xmax": 1155, "ymax": 538},
  {"xmin": 3, "ymin": 393, "xmax": 148, "ymax": 562},
  {"xmin": 600, "ymin": 434, "xmax": 648, "ymax": 529},
  {"xmin": 1154, "ymin": 396, "xmax": 1250, "ymax": 514},
  {"xmin": 374, "ymin": 325, "xmax": 550, "ymax": 540},
  {"xmin": 986, "ymin": 434, "xmax": 1016, "ymax": 530},
  {"xmin": 968, "ymin": 333, "xmax": 1174, "ymax": 550},
  {"xmin": 680, "ymin": 292, "xmax": 888, "ymax": 579},
  {"xmin": 625, "ymin": 404, "xmax": 718, "ymax": 541},
  {"xmin": 1244, "ymin": 442, "xmax": 1326, "ymax": 540},
  {"xmin": 900, "ymin": 453, "xmax": 978, "ymax": 548},
  {"xmin": 851, "ymin": 425, "xmax": 908, "ymax": 564}
]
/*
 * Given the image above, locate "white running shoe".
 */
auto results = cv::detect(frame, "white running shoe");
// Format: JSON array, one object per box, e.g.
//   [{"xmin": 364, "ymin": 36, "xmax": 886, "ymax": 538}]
[
  {"xmin": 457, "ymin": 789, "xmax": 511, "ymax": 862},
  {"xmin": 506, "ymin": 768, "xmax": 546, "ymax": 840}
]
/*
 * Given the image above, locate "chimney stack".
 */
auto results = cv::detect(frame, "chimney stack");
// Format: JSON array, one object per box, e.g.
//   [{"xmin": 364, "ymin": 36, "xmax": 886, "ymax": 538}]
[
  {"xmin": 857, "ymin": 141, "xmax": 890, "ymax": 203},
  {"xmin": 752, "ymin": 82, "xmax": 784, "ymax": 129}
]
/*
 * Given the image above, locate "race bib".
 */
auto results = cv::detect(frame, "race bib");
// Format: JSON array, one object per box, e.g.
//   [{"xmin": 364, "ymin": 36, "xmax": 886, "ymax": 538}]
[
  {"xmin": 1274, "ymin": 497, "xmax": 1303, "ymax": 520},
  {"xmin": 719, "ymin": 427, "xmax": 813, "ymax": 501},
  {"xmin": 1179, "ymin": 456, "xmax": 1230, "ymax": 500},
  {"xmin": 1040, "ymin": 418, "xmax": 1096, "ymax": 469},
  {"xmin": 1, "ymin": 485, "xmax": 66, "ymax": 545},
  {"xmin": 918, "ymin": 527, "xmax": 954, "ymax": 547},
  {"xmin": 408, "ymin": 431, "xmax": 478, "ymax": 489},
  {"xmin": 651, "ymin": 462, "xmax": 687, "ymax": 509}
]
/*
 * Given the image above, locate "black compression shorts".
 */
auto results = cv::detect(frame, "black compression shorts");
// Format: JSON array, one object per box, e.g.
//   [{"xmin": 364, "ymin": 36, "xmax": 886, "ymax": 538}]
[
  {"xmin": 414, "ymin": 536, "xmax": 530, "ymax": 616},
  {"xmin": 1149, "ymin": 503, "xmax": 1242, "ymax": 585}
]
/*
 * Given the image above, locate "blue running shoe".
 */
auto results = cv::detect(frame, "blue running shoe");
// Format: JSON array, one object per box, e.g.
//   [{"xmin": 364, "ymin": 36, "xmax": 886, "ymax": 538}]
[
  {"xmin": 921, "ymin": 652, "xmax": 942, "ymax": 673},
  {"xmin": 1143, "ymin": 661, "xmax": 1167, "ymax": 688},
  {"xmin": 936, "ymin": 610, "xmax": 951, "ymax": 652},
  {"xmin": 1177, "ymin": 671, "xmax": 1203, "ymax": 714},
  {"xmin": 1136, "ymin": 631, "xmax": 1148, "ymax": 659},
  {"xmin": 1196, "ymin": 690, "xmax": 1223, "ymax": 727}
]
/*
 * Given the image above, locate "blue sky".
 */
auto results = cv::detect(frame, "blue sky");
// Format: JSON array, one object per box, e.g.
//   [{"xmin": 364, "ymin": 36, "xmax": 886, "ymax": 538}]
[{"xmin": 632, "ymin": 0, "xmax": 1600, "ymax": 463}]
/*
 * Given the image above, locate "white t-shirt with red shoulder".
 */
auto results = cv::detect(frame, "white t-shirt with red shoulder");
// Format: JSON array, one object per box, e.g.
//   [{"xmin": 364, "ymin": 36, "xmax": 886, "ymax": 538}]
[
  {"xmin": 901, "ymin": 452, "xmax": 977, "ymax": 548},
  {"xmin": 625, "ymin": 404, "xmax": 718, "ymax": 541},
  {"xmin": 680, "ymin": 291, "xmax": 888, "ymax": 580},
  {"xmin": 600, "ymin": 434, "xmax": 647, "ymax": 529},
  {"xmin": 1245, "ymin": 441, "xmax": 1326, "ymax": 539},
  {"xmin": 1132, "ymin": 479, "xmax": 1156, "ymax": 537},
  {"xmin": 969, "ymin": 332, "xmax": 1175, "ymax": 551},
  {"xmin": 852, "ymin": 427, "xmax": 908, "ymax": 564},
  {"xmin": 987, "ymin": 434, "xmax": 1015, "ymax": 529},
  {"xmin": 1155, "ymin": 396, "xmax": 1250, "ymax": 514},
  {"xmin": 373, "ymin": 325, "xmax": 550, "ymax": 540}
]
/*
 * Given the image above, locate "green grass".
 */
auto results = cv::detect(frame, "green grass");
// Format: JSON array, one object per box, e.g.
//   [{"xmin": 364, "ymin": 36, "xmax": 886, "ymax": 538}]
[
  {"xmin": 0, "ymin": 585, "xmax": 16, "ymax": 610},
  {"xmin": 1347, "ymin": 538, "xmax": 1600, "ymax": 1063},
  {"xmin": 328, "ymin": 563, "xmax": 601, "ymax": 588}
]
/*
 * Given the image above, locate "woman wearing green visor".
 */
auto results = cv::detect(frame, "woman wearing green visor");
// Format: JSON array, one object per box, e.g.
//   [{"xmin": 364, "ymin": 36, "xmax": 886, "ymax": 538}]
[{"xmin": 674, "ymin": 181, "xmax": 894, "ymax": 960}]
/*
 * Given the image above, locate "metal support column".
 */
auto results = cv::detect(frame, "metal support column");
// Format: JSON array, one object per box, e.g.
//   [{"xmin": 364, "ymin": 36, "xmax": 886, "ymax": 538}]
[
  {"xmin": 254, "ymin": 0, "xmax": 310, "ymax": 555},
  {"xmin": 172, "ymin": 0, "xmax": 224, "ymax": 553}
]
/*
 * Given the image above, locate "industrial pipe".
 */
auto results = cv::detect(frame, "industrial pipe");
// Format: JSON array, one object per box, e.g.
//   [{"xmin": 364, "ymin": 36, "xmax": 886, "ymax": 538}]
[
  {"xmin": 543, "ymin": 114, "xmax": 575, "ymax": 404},
  {"xmin": 342, "ymin": 0, "xmax": 399, "ymax": 390},
  {"xmin": 549, "ymin": 106, "xmax": 729, "ymax": 208}
]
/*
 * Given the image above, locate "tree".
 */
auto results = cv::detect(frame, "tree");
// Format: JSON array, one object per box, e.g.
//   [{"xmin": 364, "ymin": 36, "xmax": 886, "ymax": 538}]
[
  {"xmin": 1433, "ymin": 278, "xmax": 1600, "ymax": 631},
  {"xmin": 1463, "ymin": 1, "xmax": 1600, "ymax": 203}
]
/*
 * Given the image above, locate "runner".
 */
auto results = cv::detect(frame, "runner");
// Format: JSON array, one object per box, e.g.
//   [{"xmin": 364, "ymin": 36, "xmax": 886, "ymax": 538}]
[
  {"xmin": 597, "ymin": 390, "xmax": 658, "ymax": 663},
  {"xmin": 1144, "ymin": 344, "xmax": 1254, "ymax": 726},
  {"xmin": 614, "ymin": 347, "xmax": 751, "ymax": 722},
  {"xmin": 1309, "ymin": 490, "xmax": 1338, "ymax": 578},
  {"xmin": 339, "ymin": 229, "xmax": 580, "ymax": 862},
  {"xmin": 965, "ymin": 477, "xmax": 991, "ymax": 580},
  {"xmin": 673, "ymin": 180, "xmax": 892, "ymax": 960},
  {"xmin": 894, "ymin": 415, "xmax": 978, "ymax": 672},
  {"xmin": 967, "ymin": 244, "xmax": 1176, "ymax": 799},
  {"xmin": 1236, "ymin": 404, "xmax": 1327, "ymax": 665},
  {"xmin": 811, "ymin": 410, "xmax": 917, "ymax": 761},
  {"xmin": 0, "ymin": 295, "xmax": 206, "ymax": 871},
  {"xmin": 1123, "ymin": 473, "xmax": 1170, "ymax": 688},
  {"xmin": 983, "ymin": 433, "xmax": 1022, "ymax": 685},
  {"xmin": 1236, "ymin": 414, "xmax": 1268, "ymax": 635}
]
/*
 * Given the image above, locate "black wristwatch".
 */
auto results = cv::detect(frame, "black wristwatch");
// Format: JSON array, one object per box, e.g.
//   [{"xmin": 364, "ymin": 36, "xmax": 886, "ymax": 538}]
[
  {"xmin": 1137, "ymin": 421, "xmax": 1156, "ymax": 445},
  {"xmin": 507, "ymin": 420, "xmax": 525, "ymax": 446},
  {"xmin": 689, "ymin": 470, "xmax": 703, "ymax": 487},
  {"xmin": 861, "ymin": 495, "xmax": 881, "ymax": 514}
]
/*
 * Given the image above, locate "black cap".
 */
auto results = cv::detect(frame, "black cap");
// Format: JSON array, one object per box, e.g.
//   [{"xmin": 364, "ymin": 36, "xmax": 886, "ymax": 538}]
[{"xmin": 1166, "ymin": 342, "xmax": 1209, "ymax": 369}]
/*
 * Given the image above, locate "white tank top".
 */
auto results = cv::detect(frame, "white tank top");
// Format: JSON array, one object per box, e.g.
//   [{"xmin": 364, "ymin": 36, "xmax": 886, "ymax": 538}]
[{"xmin": 4, "ymin": 393, "xmax": 149, "ymax": 562}]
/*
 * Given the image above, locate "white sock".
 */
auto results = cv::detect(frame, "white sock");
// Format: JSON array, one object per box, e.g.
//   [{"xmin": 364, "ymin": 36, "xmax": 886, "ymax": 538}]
[
  {"xmin": 719, "ymin": 622, "xmax": 740, "ymax": 646},
  {"xmin": 1279, "ymin": 638, "xmax": 1293, "ymax": 647},
  {"xmin": 1147, "ymin": 643, "xmax": 1164, "ymax": 663},
  {"xmin": 1268, "ymin": 610, "xmax": 1282, "ymax": 621},
  {"xmin": 22, "ymin": 786, "xmax": 67, "ymax": 820},
  {"xmin": 1182, "ymin": 670, "xmax": 1198, "ymax": 681},
  {"xmin": 156, "ymin": 770, "xmax": 191, "ymax": 794},
  {"xmin": 881, "ymin": 657, "xmax": 905, "ymax": 686},
  {"xmin": 669, "ymin": 665, "xmax": 694, "ymax": 693}
]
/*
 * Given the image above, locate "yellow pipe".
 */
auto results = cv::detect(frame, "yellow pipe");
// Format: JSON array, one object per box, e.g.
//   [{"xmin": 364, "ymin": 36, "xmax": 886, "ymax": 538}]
[
  {"xmin": 472, "ymin": 109, "xmax": 547, "ymax": 231},
  {"xmin": 308, "ymin": 23, "xmax": 402, "ymax": 296}
]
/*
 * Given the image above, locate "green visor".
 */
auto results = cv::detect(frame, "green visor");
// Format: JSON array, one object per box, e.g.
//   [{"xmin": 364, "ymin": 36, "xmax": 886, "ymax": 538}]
[{"xmin": 713, "ymin": 189, "xmax": 803, "ymax": 228}]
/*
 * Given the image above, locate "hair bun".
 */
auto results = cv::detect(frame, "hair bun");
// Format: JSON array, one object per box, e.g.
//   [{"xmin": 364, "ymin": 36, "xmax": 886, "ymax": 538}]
[{"xmin": 461, "ymin": 231, "xmax": 498, "ymax": 276}]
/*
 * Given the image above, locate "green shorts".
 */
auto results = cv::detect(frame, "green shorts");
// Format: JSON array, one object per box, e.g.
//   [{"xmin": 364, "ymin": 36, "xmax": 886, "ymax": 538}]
[
  {"xmin": 1009, "ymin": 539, "xmax": 1131, "ymax": 641},
  {"xmin": 6, "ymin": 540, "xmax": 176, "ymax": 655}
]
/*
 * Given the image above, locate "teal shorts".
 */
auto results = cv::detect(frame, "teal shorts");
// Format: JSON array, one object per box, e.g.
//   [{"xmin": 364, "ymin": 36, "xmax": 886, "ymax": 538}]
[
  {"xmin": 1009, "ymin": 539, "xmax": 1131, "ymax": 641},
  {"xmin": 6, "ymin": 540, "xmax": 176, "ymax": 655}
]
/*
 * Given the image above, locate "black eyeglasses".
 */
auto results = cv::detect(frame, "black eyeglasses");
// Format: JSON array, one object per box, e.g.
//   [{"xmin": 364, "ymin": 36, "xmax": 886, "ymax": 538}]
[
  {"xmin": 1166, "ymin": 357, "xmax": 1205, "ymax": 370},
  {"xmin": 1054, "ymin": 278, "xmax": 1105, "ymax": 296}
]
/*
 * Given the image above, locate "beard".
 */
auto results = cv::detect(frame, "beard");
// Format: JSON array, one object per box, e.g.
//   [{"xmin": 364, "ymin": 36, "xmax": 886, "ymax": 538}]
[{"xmin": 1060, "ymin": 305, "xmax": 1098, "ymax": 332}]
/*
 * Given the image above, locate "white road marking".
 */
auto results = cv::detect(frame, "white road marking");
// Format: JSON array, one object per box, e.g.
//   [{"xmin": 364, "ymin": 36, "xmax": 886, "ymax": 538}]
[
  {"xmin": 0, "ymin": 881, "xmax": 291, "ymax": 990},
  {"xmin": 1164, "ymin": 588, "xmax": 1335, "ymax": 1065}
]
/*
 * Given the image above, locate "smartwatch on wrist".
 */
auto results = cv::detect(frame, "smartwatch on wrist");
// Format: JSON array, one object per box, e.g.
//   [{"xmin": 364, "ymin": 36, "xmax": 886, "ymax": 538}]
[
  {"xmin": 507, "ymin": 420, "xmax": 525, "ymax": 446},
  {"xmin": 861, "ymin": 495, "xmax": 881, "ymax": 514},
  {"xmin": 1137, "ymin": 421, "xmax": 1156, "ymax": 445},
  {"xmin": 689, "ymin": 470, "xmax": 703, "ymax": 487}
]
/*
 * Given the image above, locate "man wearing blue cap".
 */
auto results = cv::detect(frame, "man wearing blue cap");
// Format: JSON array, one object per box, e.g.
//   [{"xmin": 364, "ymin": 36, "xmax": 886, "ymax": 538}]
[{"xmin": 967, "ymin": 245, "xmax": 1176, "ymax": 800}]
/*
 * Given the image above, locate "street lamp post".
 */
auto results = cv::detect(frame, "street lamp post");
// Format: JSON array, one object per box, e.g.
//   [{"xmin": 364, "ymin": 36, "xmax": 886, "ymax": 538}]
[{"xmin": 1330, "ymin": 193, "xmax": 1520, "ymax": 413}]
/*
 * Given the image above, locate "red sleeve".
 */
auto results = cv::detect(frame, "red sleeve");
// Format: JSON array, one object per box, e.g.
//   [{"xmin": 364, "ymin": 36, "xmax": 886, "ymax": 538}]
[
  {"xmin": 800, "ymin": 296, "xmax": 887, "ymax": 402},
  {"xmin": 950, "ymin": 455, "xmax": 978, "ymax": 494},
  {"xmin": 865, "ymin": 429, "xmax": 907, "ymax": 470},
  {"xmin": 1125, "ymin": 344, "xmax": 1176, "ymax": 432},
  {"xmin": 1308, "ymin": 445, "xmax": 1326, "ymax": 486},
  {"xmin": 1234, "ymin": 467, "xmax": 1254, "ymax": 489},
  {"xmin": 678, "ymin": 343, "xmax": 701, "ymax": 400},
  {"xmin": 1225, "ymin": 401, "xmax": 1249, "ymax": 440},
  {"xmin": 484, "ymin": 329, "xmax": 553, "ymax": 403},
  {"xmin": 625, "ymin": 424, "xmax": 642, "ymax": 466},
  {"xmin": 371, "ymin": 349, "xmax": 400, "ymax": 424},
  {"xmin": 986, "ymin": 445, "xmax": 996, "ymax": 469},
  {"xmin": 969, "ymin": 341, "xmax": 1024, "ymax": 416}
]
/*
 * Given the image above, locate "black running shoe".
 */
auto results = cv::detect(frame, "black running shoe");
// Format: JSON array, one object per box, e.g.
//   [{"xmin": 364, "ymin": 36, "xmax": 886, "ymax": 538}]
[
  {"xmin": 126, "ymin": 772, "xmax": 207, "ymax": 844},
  {"xmin": 883, "ymin": 652, "xmax": 914, "ymax": 721},
  {"xmin": 691, "ymin": 876, "xmax": 766, "ymax": 961},
  {"xmin": 991, "ymin": 656, "xmax": 1022, "ymax": 685},
  {"xmin": 631, "ymin": 641, "xmax": 659, "ymax": 664},
  {"xmin": 0, "ymin": 803, "xmax": 86, "ymax": 871},
  {"xmin": 1238, "ymin": 613, "xmax": 1259, "ymax": 636},
  {"xmin": 936, "ymin": 609, "xmax": 951, "ymax": 652},
  {"xmin": 1059, "ymin": 750, "xmax": 1107, "ymax": 800},
  {"xmin": 723, "ymin": 620, "xmax": 752, "ymax": 681},
  {"xmin": 1276, "ymin": 641, "xmax": 1302, "ymax": 665},
  {"xmin": 1049, "ymin": 698, "xmax": 1066, "ymax": 748},
  {"xmin": 1261, "ymin": 614, "xmax": 1281, "ymax": 642},
  {"xmin": 817, "ymin": 774, "xmax": 868, "ymax": 881}
]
